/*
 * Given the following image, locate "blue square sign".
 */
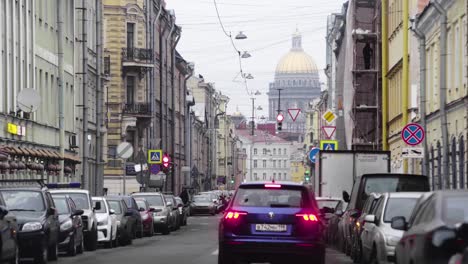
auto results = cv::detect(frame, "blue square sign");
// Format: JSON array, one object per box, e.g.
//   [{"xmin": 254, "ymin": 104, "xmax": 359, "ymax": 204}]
[{"xmin": 148, "ymin": 149, "xmax": 163, "ymax": 164}]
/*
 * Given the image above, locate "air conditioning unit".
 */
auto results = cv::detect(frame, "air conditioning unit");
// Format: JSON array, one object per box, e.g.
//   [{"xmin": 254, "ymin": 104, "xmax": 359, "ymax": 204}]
[{"xmin": 69, "ymin": 135, "xmax": 79, "ymax": 149}]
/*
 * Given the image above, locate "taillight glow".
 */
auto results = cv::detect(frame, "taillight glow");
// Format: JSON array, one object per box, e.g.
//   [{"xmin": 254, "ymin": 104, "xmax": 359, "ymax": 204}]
[
  {"xmin": 264, "ymin": 184, "xmax": 282, "ymax": 188},
  {"xmin": 225, "ymin": 211, "xmax": 247, "ymax": 219},
  {"xmin": 296, "ymin": 214, "xmax": 318, "ymax": 222}
]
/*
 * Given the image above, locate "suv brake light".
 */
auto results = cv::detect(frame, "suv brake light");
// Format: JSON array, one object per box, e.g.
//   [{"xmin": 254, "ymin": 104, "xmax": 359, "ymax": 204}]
[
  {"xmin": 264, "ymin": 184, "xmax": 281, "ymax": 188},
  {"xmin": 224, "ymin": 211, "xmax": 247, "ymax": 220},
  {"xmin": 296, "ymin": 214, "xmax": 318, "ymax": 222}
]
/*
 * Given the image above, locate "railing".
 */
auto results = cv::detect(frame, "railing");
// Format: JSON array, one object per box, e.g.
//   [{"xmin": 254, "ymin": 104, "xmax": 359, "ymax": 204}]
[
  {"xmin": 122, "ymin": 47, "xmax": 153, "ymax": 62},
  {"xmin": 123, "ymin": 103, "xmax": 151, "ymax": 115},
  {"xmin": 103, "ymin": 56, "xmax": 111, "ymax": 75}
]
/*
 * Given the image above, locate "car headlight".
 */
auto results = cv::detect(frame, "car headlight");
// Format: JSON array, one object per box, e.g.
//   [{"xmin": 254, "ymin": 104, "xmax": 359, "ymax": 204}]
[
  {"xmin": 60, "ymin": 219, "xmax": 73, "ymax": 231},
  {"xmin": 98, "ymin": 218, "xmax": 108, "ymax": 226},
  {"xmin": 386, "ymin": 235, "xmax": 401, "ymax": 246},
  {"xmin": 22, "ymin": 222, "xmax": 43, "ymax": 232}
]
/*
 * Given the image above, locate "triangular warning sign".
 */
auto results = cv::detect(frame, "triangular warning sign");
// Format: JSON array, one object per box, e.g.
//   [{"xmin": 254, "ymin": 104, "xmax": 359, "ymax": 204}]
[
  {"xmin": 288, "ymin": 109, "xmax": 301, "ymax": 122},
  {"xmin": 325, "ymin": 144, "xmax": 333, "ymax": 150},
  {"xmin": 322, "ymin": 126, "xmax": 336, "ymax": 139}
]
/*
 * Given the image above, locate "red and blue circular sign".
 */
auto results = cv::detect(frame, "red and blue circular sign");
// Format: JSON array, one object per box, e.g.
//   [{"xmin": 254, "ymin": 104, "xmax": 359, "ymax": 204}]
[
  {"xmin": 401, "ymin": 123, "xmax": 425, "ymax": 146},
  {"xmin": 150, "ymin": 164, "xmax": 161, "ymax": 174}
]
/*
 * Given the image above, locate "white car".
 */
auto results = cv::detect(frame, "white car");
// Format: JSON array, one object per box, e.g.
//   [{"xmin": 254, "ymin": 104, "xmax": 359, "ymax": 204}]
[
  {"xmin": 92, "ymin": 197, "xmax": 117, "ymax": 248},
  {"xmin": 360, "ymin": 192, "xmax": 424, "ymax": 264}
]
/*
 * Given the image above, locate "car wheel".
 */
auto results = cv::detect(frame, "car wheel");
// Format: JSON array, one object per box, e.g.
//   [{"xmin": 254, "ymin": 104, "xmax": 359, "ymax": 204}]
[
  {"xmin": 77, "ymin": 236, "xmax": 84, "ymax": 254},
  {"xmin": 106, "ymin": 227, "xmax": 113, "ymax": 248},
  {"xmin": 369, "ymin": 246, "xmax": 379, "ymax": 264},
  {"xmin": 136, "ymin": 223, "xmax": 143, "ymax": 238},
  {"xmin": 47, "ymin": 242, "xmax": 58, "ymax": 261},
  {"xmin": 35, "ymin": 242, "xmax": 48, "ymax": 264},
  {"xmin": 67, "ymin": 234, "xmax": 77, "ymax": 256},
  {"xmin": 9, "ymin": 243, "xmax": 19, "ymax": 264},
  {"xmin": 162, "ymin": 224, "xmax": 171, "ymax": 235},
  {"xmin": 85, "ymin": 227, "xmax": 98, "ymax": 251},
  {"xmin": 218, "ymin": 246, "xmax": 235, "ymax": 264}
]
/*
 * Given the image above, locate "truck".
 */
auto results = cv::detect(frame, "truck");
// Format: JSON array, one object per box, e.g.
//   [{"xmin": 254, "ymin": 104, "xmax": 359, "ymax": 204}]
[{"xmin": 313, "ymin": 150, "xmax": 391, "ymax": 197}]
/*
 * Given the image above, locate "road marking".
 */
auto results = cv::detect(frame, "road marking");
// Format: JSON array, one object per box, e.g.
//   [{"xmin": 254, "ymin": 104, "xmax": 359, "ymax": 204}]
[{"xmin": 211, "ymin": 249, "xmax": 218, "ymax": 255}]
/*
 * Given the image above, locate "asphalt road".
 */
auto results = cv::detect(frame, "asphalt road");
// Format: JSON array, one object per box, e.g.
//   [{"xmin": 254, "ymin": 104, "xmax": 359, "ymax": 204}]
[{"xmin": 37, "ymin": 215, "xmax": 353, "ymax": 264}]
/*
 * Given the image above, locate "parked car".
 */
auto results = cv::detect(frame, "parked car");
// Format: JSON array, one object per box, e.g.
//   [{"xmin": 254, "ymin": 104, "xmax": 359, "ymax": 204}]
[
  {"xmin": 175, "ymin": 196, "xmax": 188, "ymax": 226},
  {"xmin": 218, "ymin": 181, "xmax": 326, "ymax": 264},
  {"xmin": 52, "ymin": 195, "xmax": 84, "ymax": 256},
  {"xmin": 92, "ymin": 197, "xmax": 117, "ymax": 247},
  {"xmin": 0, "ymin": 185, "xmax": 19, "ymax": 264},
  {"xmin": 394, "ymin": 190, "xmax": 468, "ymax": 264},
  {"xmin": 106, "ymin": 197, "xmax": 134, "ymax": 246},
  {"xmin": 0, "ymin": 180, "xmax": 60, "ymax": 263},
  {"xmin": 449, "ymin": 243, "xmax": 468, "ymax": 264},
  {"xmin": 48, "ymin": 185, "xmax": 99, "ymax": 251},
  {"xmin": 325, "ymin": 199, "xmax": 347, "ymax": 245},
  {"xmin": 131, "ymin": 192, "xmax": 171, "ymax": 235},
  {"xmin": 134, "ymin": 198, "xmax": 155, "ymax": 236},
  {"xmin": 315, "ymin": 197, "xmax": 343, "ymax": 225},
  {"xmin": 340, "ymin": 174, "xmax": 429, "ymax": 255},
  {"xmin": 119, "ymin": 196, "xmax": 144, "ymax": 238},
  {"xmin": 360, "ymin": 192, "xmax": 423, "ymax": 264},
  {"xmin": 191, "ymin": 195, "xmax": 217, "ymax": 215},
  {"xmin": 164, "ymin": 194, "xmax": 180, "ymax": 231},
  {"xmin": 350, "ymin": 192, "xmax": 381, "ymax": 263}
]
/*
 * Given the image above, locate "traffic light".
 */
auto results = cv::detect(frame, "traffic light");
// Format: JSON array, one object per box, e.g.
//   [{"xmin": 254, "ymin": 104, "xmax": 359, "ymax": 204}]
[
  {"xmin": 305, "ymin": 170, "xmax": 310, "ymax": 182},
  {"xmin": 162, "ymin": 153, "xmax": 171, "ymax": 173},
  {"xmin": 277, "ymin": 113, "xmax": 284, "ymax": 131},
  {"xmin": 230, "ymin": 178, "xmax": 235, "ymax": 184}
]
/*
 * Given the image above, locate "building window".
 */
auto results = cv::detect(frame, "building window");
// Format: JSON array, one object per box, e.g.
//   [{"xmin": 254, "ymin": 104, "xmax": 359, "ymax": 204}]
[
  {"xmin": 451, "ymin": 138, "xmax": 458, "ymax": 189},
  {"xmin": 284, "ymin": 173, "xmax": 287, "ymax": 179},
  {"xmin": 279, "ymin": 149, "xmax": 282, "ymax": 155},
  {"xmin": 284, "ymin": 160, "xmax": 287, "ymax": 168},
  {"xmin": 263, "ymin": 173, "xmax": 266, "ymax": 180},
  {"xmin": 254, "ymin": 173, "xmax": 258, "ymax": 180},
  {"xmin": 254, "ymin": 148, "xmax": 257, "ymax": 155},
  {"xmin": 273, "ymin": 148, "xmax": 276, "ymax": 155},
  {"xmin": 126, "ymin": 76, "xmax": 135, "ymax": 104},
  {"xmin": 263, "ymin": 148, "xmax": 267, "ymax": 155},
  {"xmin": 127, "ymin": 23, "xmax": 135, "ymax": 48},
  {"xmin": 273, "ymin": 173, "xmax": 276, "ymax": 179},
  {"xmin": 278, "ymin": 161, "xmax": 281, "ymax": 168},
  {"xmin": 460, "ymin": 136, "xmax": 465, "ymax": 189},
  {"xmin": 263, "ymin": 160, "xmax": 267, "ymax": 168},
  {"xmin": 284, "ymin": 148, "xmax": 287, "ymax": 155},
  {"xmin": 253, "ymin": 160, "xmax": 257, "ymax": 168},
  {"xmin": 273, "ymin": 160, "xmax": 276, "ymax": 168}
]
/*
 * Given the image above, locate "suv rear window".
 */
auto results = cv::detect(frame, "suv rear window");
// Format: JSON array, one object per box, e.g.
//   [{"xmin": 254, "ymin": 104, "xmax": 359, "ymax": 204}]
[{"xmin": 233, "ymin": 186, "xmax": 307, "ymax": 208}]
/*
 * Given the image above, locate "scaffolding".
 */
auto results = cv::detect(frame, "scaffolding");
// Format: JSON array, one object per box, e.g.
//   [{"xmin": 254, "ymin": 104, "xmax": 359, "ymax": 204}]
[{"xmin": 351, "ymin": 0, "xmax": 381, "ymax": 150}]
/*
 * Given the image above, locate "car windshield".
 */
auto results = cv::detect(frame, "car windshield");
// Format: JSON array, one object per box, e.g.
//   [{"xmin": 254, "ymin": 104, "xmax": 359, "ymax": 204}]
[
  {"xmin": 66, "ymin": 193, "xmax": 90, "ymax": 210},
  {"xmin": 135, "ymin": 195, "xmax": 164, "ymax": 207},
  {"xmin": 384, "ymin": 197, "xmax": 418, "ymax": 222},
  {"xmin": 443, "ymin": 196, "xmax": 468, "ymax": 224},
  {"xmin": 233, "ymin": 187, "xmax": 305, "ymax": 208},
  {"xmin": 93, "ymin": 200, "xmax": 107, "ymax": 213},
  {"xmin": 362, "ymin": 177, "xmax": 428, "ymax": 205},
  {"xmin": 1, "ymin": 190, "xmax": 46, "ymax": 212},
  {"xmin": 194, "ymin": 196, "xmax": 211, "ymax": 203},
  {"xmin": 136, "ymin": 200, "xmax": 147, "ymax": 210},
  {"xmin": 317, "ymin": 200, "xmax": 340, "ymax": 210},
  {"xmin": 53, "ymin": 197, "xmax": 70, "ymax": 215},
  {"xmin": 107, "ymin": 200, "xmax": 122, "ymax": 214}
]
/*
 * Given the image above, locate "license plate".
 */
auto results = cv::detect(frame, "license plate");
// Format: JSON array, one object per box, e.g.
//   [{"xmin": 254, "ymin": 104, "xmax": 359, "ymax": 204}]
[{"xmin": 255, "ymin": 224, "xmax": 287, "ymax": 232}]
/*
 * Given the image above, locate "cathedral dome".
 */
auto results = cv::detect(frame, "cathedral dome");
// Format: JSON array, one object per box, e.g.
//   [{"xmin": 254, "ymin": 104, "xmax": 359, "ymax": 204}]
[{"xmin": 275, "ymin": 32, "xmax": 318, "ymax": 74}]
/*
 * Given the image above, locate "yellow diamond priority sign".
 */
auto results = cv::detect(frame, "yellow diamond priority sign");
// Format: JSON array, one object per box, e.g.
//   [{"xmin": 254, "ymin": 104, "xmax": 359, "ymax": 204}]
[{"xmin": 322, "ymin": 110, "xmax": 337, "ymax": 124}]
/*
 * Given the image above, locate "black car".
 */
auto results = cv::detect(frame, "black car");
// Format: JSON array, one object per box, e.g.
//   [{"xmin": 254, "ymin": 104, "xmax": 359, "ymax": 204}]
[
  {"xmin": 120, "ymin": 196, "xmax": 144, "ymax": 238},
  {"xmin": 394, "ymin": 190, "xmax": 468, "ymax": 264},
  {"xmin": 0, "ymin": 192, "xmax": 19, "ymax": 264},
  {"xmin": 0, "ymin": 180, "xmax": 60, "ymax": 263},
  {"xmin": 52, "ymin": 195, "xmax": 84, "ymax": 256},
  {"xmin": 106, "ymin": 197, "xmax": 134, "ymax": 246},
  {"xmin": 175, "ymin": 196, "xmax": 188, "ymax": 227},
  {"xmin": 164, "ymin": 194, "xmax": 180, "ymax": 231}
]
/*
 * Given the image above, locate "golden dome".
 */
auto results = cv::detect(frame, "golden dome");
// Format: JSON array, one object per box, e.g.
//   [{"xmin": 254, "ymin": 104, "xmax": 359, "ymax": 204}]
[{"xmin": 275, "ymin": 31, "xmax": 318, "ymax": 74}]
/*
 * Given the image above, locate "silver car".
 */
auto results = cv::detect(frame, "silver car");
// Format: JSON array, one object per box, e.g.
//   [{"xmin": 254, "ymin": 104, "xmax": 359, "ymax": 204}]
[
  {"xmin": 131, "ymin": 192, "xmax": 172, "ymax": 235},
  {"xmin": 360, "ymin": 192, "xmax": 424, "ymax": 264}
]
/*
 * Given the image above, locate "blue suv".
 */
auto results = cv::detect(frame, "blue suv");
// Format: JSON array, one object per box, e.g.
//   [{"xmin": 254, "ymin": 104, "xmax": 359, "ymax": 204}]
[{"xmin": 218, "ymin": 181, "xmax": 326, "ymax": 264}]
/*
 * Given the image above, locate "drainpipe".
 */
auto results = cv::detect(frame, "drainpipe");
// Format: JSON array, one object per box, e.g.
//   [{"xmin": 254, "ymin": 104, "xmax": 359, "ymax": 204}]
[
  {"xmin": 412, "ymin": 20, "xmax": 429, "ymax": 177},
  {"xmin": 150, "ymin": 1, "xmax": 163, "ymax": 151},
  {"xmin": 431, "ymin": 0, "xmax": 450, "ymax": 189},
  {"xmin": 164, "ymin": 19, "xmax": 174, "ymax": 192},
  {"xmin": 171, "ymin": 28, "xmax": 180, "ymax": 194},
  {"xmin": 95, "ymin": 0, "xmax": 104, "ymax": 195},
  {"xmin": 81, "ymin": 0, "xmax": 89, "ymax": 190},
  {"xmin": 185, "ymin": 69, "xmax": 194, "ymax": 188},
  {"xmin": 402, "ymin": 0, "xmax": 410, "ymax": 172},
  {"xmin": 57, "ymin": 0, "xmax": 65, "ymax": 182},
  {"xmin": 159, "ymin": 17, "xmax": 167, "ymax": 151}
]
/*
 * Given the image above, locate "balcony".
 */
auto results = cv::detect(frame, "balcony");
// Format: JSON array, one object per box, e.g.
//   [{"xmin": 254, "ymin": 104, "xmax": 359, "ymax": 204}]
[
  {"xmin": 123, "ymin": 103, "xmax": 152, "ymax": 118},
  {"xmin": 121, "ymin": 48, "xmax": 154, "ymax": 70}
]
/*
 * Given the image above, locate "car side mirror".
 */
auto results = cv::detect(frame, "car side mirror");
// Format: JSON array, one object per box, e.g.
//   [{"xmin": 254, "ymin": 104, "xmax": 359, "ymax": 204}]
[
  {"xmin": 124, "ymin": 210, "xmax": 133, "ymax": 217},
  {"xmin": 47, "ymin": 207, "xmax": 56, "ymax": 216},
  {"xmin": 94, "ymin": 201, "xmax": 102, "ymax": 211},
  {"xmin": 149, "ymin": 208, "xmax": 156, "ymax": 212},
  {"xmin": 335, "ymin": 209, "xmax": 344, "ymax": 217},
  {"xmin": 391, "ymin": 216, "xmax": 408, "ymax": 231},
  {"xmin": 166, "ymin": 202, "xmax": 173, "ymax": 207},
  {"xmin": 364, "ymin": 214, "xmax": 376, "ymax": 224},
  {"xmin": 0, "ymin": 205, "xmax": 9, "ymax": 219},
  {"xmin": 109, "ymin": 209, "xmax": 116, "ymax": 215},
  {"xmin": 139, "ymin": 207, "xmax": 146, "ymax": 212},
  {"xmin": 342, "ymin": 191, "xmax": 350, "ymax": 203},
  {"xmin": 73, "ymin": 209, "xmax": 84, "ymax": 216}
]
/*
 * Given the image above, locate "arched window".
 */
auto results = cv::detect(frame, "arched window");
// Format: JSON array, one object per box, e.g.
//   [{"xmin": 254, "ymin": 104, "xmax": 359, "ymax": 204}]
[
  {"xmin": 273, "ymin": 148, "xmax": 276, "ymax": 155},
  {"xmin": 430, "ymin": 146, "xmax": 435, "ymax": 190},
  {"xmin": 460, "ymin": 136, "xmax": 465, "ymax": 189},
  {"xmin": 293, "ymin": 80, "xmax": 296, "ymax": 86},
  {"xmin": 451, "ymin": 137, "xmax": 458, "ymax": 189},
  {"xmin": 437, "ymin": 141, "xmax": 442, "ymax": 190}
]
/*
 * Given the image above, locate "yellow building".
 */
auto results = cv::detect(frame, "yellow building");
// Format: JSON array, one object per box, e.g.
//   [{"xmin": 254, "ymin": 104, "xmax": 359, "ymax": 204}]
[
  {"xmin": 416, "ymin": 0, "xmax": 467, "ymax": 189},
  {"xmin": 290, "ymin": 161, "xmax": 306, "ymax": 183}
]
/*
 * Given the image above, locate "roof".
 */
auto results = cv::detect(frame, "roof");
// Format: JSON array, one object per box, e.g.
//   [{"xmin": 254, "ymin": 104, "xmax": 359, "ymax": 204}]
[
  {"xmin": 132, "ymin": 192, "xmax": 162, "ymax": 196},
  {"xmin": 387, "ymin": 192, "xmax": 426, "ymax": 199},
  {"xmin": 236, "ymin": 129, "xmax": 289, "ymax": 144},
  {"xmin": 50, "ymin": 189, "xmax": 89, "ymax": 194},
  {"xmin": 275, "ymin": 32, "xmax": 318, "ymax": 74},
  {"xmin": 359, "ymin": 173, "xmax": 428, "ymax": 178},
  {"xmin": 240, "ymin": 181, "xmax": 304, "ymax": 187}
]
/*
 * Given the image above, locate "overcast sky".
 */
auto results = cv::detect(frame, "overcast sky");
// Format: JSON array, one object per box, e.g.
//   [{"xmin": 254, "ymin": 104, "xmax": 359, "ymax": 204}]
[{"xmin": 167, "ymin": 0, "xmax": 345, "ymax": 119}]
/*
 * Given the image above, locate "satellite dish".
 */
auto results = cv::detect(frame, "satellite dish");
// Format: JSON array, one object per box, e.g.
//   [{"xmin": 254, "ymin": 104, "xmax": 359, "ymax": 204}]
[{"xmin": 17, "ymin": 88, "xmax": 41, "ymax": 113}]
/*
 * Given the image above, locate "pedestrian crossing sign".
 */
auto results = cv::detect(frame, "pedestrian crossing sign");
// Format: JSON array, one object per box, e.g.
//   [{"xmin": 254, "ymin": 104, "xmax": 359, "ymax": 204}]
[
  {"xmin": 148, "ymin": 149, "xmax": 163, "ymax": 164},
  {"xmin": 320, "ymin": 140, "xmax": 338, "ymax": 151}
]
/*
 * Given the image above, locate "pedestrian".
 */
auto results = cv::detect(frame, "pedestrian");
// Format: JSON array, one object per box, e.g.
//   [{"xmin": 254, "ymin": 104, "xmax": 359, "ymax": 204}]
[
  {"xmin": 363, "ymin": 42, "xmax": 373, "ymax": 69},
  {"xmin": 180, "ymin": 189, "xmax": 189, "ymax": 205}
]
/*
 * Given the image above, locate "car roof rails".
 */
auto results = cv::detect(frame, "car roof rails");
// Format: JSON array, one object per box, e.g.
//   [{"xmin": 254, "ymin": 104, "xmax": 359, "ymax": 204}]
[
  {"xmin": 46, "ymin": 182, "xmax": 82, "ymax": 189},
  {"xmin": 0, "ymin": 179, "xmax": 47, "ymax": 189}
]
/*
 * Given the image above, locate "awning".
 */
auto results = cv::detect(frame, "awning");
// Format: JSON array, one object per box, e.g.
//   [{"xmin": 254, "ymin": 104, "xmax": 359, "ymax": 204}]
[{"xmin": 0, "ymin": 145, "xmax": 80, "ymax": 162}]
